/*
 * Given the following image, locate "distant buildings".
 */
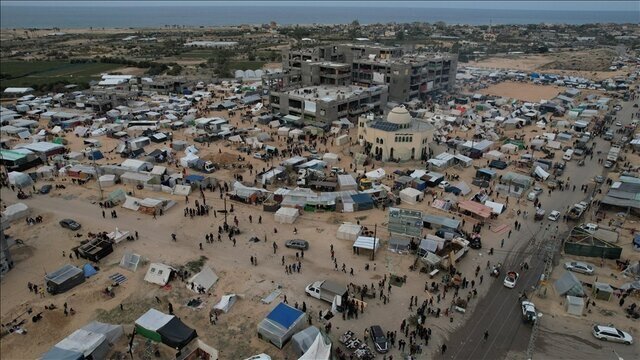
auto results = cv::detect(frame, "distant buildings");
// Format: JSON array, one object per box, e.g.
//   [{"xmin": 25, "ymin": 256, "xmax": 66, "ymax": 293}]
[{"xmin": 357, "ymin": 106, "xmax": 434, "ymax": 162}]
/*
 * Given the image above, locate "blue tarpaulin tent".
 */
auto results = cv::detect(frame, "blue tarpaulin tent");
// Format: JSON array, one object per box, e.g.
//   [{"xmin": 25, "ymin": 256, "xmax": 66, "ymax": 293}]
[
  {"xmin": 88, "ymin": 150, "xmax": 104, "ymax": 160},
  {"xmin": 83, "ymin": 264, "xmax": 98, "ymax": 278},
  {"xmin": 258, "ymin": 303, "xmax": 306, "ymax": 349},
  {"xmin": 351, "ymin": 193, "xmax": 374, "ymax": 211},
  {"xmin": 184, "ymin": 174, "xmax": 205, "ymax": 184}
]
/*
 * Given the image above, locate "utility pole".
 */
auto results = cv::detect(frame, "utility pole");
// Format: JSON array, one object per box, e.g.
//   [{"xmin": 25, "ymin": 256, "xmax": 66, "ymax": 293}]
[
  {"xmin": 92, "ymin": 153, "xmax": 103, "ymax": 200},
  {"xmin": 371, "ymin": 224, "xmax": 377, "ymax": 261}
]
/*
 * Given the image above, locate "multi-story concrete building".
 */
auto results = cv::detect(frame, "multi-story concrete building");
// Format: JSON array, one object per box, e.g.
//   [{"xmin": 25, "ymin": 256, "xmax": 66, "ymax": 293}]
[
  {"xmin": 357, "ymin": 106, "xmax": 434, "ymax": 162},
  {"xmin": 274, "ymin": 43, "xmax": 457, "ymax": 103},
  {"xmin": 270, "ymin": 84, "xmax": 388, "ymax": 125}
]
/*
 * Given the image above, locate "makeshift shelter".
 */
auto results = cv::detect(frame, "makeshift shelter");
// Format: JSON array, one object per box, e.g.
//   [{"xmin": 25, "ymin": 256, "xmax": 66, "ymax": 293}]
[
  {"xmin": 45, "ymin": 264, "xmax": 85, "ymax": 294},
  {"xmin": 365, "ymin": 168, "xmax": 385, "ymax": 180},
  {"xmin": 213, "ymin": 294, "xmax": 238, "ymax": 313},
  {"xmin": 7, "ymin": 171, "xmax": 33, "ymax": 188},
  {"xmin": 351, "ymin": 193, "xmax": 374, "ymax": 211},
  {"xmin": 299, "ymin": 332, "xmax": 331, "ymax": 360},
  {"xmin": 565, "ymin": 295, "xmax": 584, "ymax": 316},
  {"xmin": 563, "ymin": 227, "xmax": 622, "ymax": 259},
  {"xmin": 98, "ymin": 174, "xmax": 116, "ymax": 187},
  {"xmin": 108, "ymin": 189, "xmax": 126, "ymax": 205},
  {"xmin": 119, "ymin": 252, "xmax": 141, "ymax": 272},
  {"xmin": 592, "ymin": 282, "xmax": 614, "ymax": 301},
  {"xmin": 388, "ymin": 238, "xmax": 411, "ymax": 253},
  {"xmin": 257, "ymin": 303, "xmax": 306, "ymax": 349},
  {"xmin": 2, "ymin": 202, "xmax": 30, "ymax": 223},
  {"xmin": 186, "ymin": 266, "xmax": 218, "ymax": 293},
  {"xmin": 337, "ymin": 223, "xmax": 362, "ymax": 241},
  {"xmin": 275, "ymin": 207, "xmax": 299, "ymax": 224},
  {"xmin": 36, "ymin": 165, "xmax": 56, "ymax": 179},
  {"xmin": 41, "ymin": 322, "xmax": 124, "ymax": 360},
  {"xmin": 457, "ymin": 200, "xmax": 492, "ymax": 219},
  {"xmin": 554, "ymin": 271, "xmax": 584, "ymax": 297},
  {"xmin": 83, "ymin": 264, "xmax": 98, "ymax": 278},
  {"xmin": 144, "ymin": 263, "xmax": 174, "ymax": 286},
  {"xmin": 135, "ymin": 309, "xmax": 198, "ymax": 349},
  {"xmin": 107, "ymin": 227, "xmax": 129, "ymax": 243},
  {"xmin": 337, "ymin": 174, "xmax": 357, "ymax": 191},
  {"xmin": 353, "ymin": 236, "xmax": 380, "ymax": 253},
  {"xmin": 322, "ymin": 153, "xmax": 338, "ymax": 165},
  {"xmin": 399, "ymin": 187, "xmax": 424, "ymax": 205},
  {"xmin": 292, "ymin": 326, "xmax": 320, "ymax": 356}
]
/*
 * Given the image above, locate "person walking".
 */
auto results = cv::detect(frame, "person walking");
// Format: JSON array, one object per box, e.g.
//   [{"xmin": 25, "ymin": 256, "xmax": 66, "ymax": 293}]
[{"xmin": 484, "ymin": 330, "xmax": 489, "ymax": 341}]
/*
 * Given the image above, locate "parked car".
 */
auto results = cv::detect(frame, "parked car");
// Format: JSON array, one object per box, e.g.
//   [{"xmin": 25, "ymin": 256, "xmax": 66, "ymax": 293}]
[
  {"xmin": 39, "ymin": 184, "xmax": 52, "ymax": 194},
  {"xmin": 369, "ymin": 325, "xmax": 389, "ymax": 353},
  {"xmin": 521, "ymin": 301, "xmax": 538, "ymax": 323},
  {"xmin": 604, "ymin": 160, "xmax": 614, "ymax": 168},
  {"xmin": 615, "ymin": 122, "xmax": 622, "ymax": 126},
  {"xmin": 436, "ymin": 228, "xmax": 464, "ymax": 239},
  {"xmin": 548, "ymin": 210, "xmax": 561, "ymax": 221},
  {"xmin": 592, "ymin": 325, "xmax": 633, "ymax": 345},
  {"xmin": 532, "ymin": 186, "xmax": 543, "ymax": 194},
  {"xmin": 285, "ymin": 239, "xmax": 309, "ymax": 250},
  {"xmin": 488, "ymin": 160, "xmax": 508, "ymax": 170},
  {"xmin": 594, "ymin": 175, "xmax": 605, "ymax": 183},
  {"xmin": 503, "ymin": 271, "xmax": 519, "ymax": 288},
  {"xmin": 469, "ymin": 237, "xmax": 482, "ymax": 249},
  {"xmin": 438, "ymin": 180, "xmax": 450, "ymax": 189},
  {"xmin": 59, "ymin": 219, "xmax": 81, "ymax": 231},
  {"xmin": 527, "ymin": 191, "xmax": 539, "ymax": 201},
  {"xmin": 564, "ymin": 261, "xmax": 595, "ymax": 275}
]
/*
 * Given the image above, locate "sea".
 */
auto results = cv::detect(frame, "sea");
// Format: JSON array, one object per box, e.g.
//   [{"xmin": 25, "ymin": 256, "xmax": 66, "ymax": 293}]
[{"xmin": 0, "ymin": 4, "xmax": 636, "ymax": 29}]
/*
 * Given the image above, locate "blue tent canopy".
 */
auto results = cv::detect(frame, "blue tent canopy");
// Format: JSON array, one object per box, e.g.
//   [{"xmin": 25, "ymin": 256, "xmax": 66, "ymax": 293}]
[
  {"xmin": 88, "ymin": 150, "xmax": 103, "ymax": 160},
  {"xmin": 83, "ymin": 263, "xmax": 98, "ymax": 278},
  {"xmin": 185, "ymin": 174, "xmax": 205, "ymax": 183},
  {"xmin": 266, "ymin": 303, "xmax": 304, "ymax": 329}
]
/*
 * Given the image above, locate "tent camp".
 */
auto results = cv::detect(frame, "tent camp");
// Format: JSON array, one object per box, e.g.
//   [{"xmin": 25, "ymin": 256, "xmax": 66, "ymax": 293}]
[
  {"xmin": 135, "ymin": 309, "xmax": 198, "ymax": 349},
  {"xmin": 186, "ymin": 266, "xmax": 218, "ymax": 293},
  {"xmin": 257, "ymin": 303, "xmax": 306, "ymax": 349},
  {"xmin": 399, "ymin": 187, "xmax": 424, "ymax": 205},
  {"xmin": 275, "ymin": 207, "xmax": 299, "ymax": 224},
  {"xmin": 41, "ymin": 321, "xmax": 124, "ymax": 360},
  {"xmin": 45, "ymin": 264, "xmax": 85, "ymax": 294},
  {"xmin": 144, "ymin": 263, "xmax": 174, "ymax": 286},
  {"xmin": 554, "ymin": 271, "xmax": 585, "ymax": 297},
  {"xmin": 336, "ymin": 223, "xmax": 362, "ymax": 241},
  {"xmin": 291, "ymin": 326, "xmax": 320, "ymax": 356},
  {"xmin": 213, "ymin": 294, "xmax": 238, "ymax": 313},
  {"xmin": 299, "ymin": 332, "xmax": 331, "ymax": 360}
]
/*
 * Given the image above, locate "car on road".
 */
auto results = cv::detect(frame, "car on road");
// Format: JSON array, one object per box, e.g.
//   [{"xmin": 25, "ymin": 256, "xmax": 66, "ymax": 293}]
[
  {"xmin": 592, "ymin": 325, "xmax": 633, "ymax": 345},
  {"xmin": 369, "ymin": 325, "xmax": 389, "ymax": 353},
  {"xmin": 39, "ymin": 184, "xmax": 52, "ymax": 194},
  {"xmin": 564, "ymin": 261, "xmax": 595, "ymax": 275},
  {"xmin": 285, "ymin": 239, "xmax": 309, "ymax": 250},
  {"xmin": 532, "ymin": 186, "xmax": 543, "ymax": 195},
  {"xmin": 488, "ymin": 160, "xmax": 508, "ymax": 170},
  {"xmin": 438, "ymin": 180, "xmax": 450, "ymax": 189},
  {"xmin": 615, "ymin": 122, "xmax": 622, "ymax": 126},
  {"xmin": 59, "ymin": 219, "xmax": 81, "ymax": 231},
  {"xmin": 604, "ymin": 160, "xmax": 614, "ymax": 168},
  {"xmin": 503, "ymin": 271, "xmax": 519, "ymax": 288},
  {"xmin": 521, "ymin": 301, "xmax": 538, "ymax": 323},
  {"xmin": 594, "ymin": 175, "xmax": 605, "ymax": 183},
  {"xmin": 548, "ymin": 210, "xmax": 561, "ymax": 221},
  {"xmin": 469, "ymin": 237, "xmax": 482, "ymax": 249}
]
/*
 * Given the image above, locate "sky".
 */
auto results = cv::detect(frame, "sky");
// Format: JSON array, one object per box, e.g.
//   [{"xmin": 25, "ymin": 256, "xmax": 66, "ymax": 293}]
[{"xmin": 2, "ymin": 0, "xmax": 639, "ymax": 12}]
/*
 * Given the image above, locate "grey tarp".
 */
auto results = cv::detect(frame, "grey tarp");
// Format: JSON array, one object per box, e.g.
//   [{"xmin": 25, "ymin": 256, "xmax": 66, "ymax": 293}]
[
  {"xmin": 554, "ymin": 271, "xmax": 584, "ymax": 297},
  {"xmin": 291, "ymin": 326, "xmax": 320, "ymax": 356}
]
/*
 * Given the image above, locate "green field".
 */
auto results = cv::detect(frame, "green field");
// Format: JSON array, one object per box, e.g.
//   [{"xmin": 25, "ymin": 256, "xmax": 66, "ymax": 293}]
[{"xmin": 0, "ymin": 60, "xmax": 123, "ymax": 88}]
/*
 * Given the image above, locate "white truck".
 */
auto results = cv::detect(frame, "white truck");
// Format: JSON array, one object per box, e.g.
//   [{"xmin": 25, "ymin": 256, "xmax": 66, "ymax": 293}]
[
  {"xmin": 305, "ymin": 280, "xmax": 348, "ymax": 311},
  {"xmin": 607, "ymin": 146, "xmax": 621, "ymax": 163}
]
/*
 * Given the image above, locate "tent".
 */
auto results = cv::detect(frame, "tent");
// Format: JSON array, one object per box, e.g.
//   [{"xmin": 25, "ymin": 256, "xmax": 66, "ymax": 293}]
[
  {"xmin": 186, "ymin": 266, "xmax": 218, "ymax": 293},
  {"xmin": 554, "ymin": 271, "xmax": 584, "ymax": 297},
  {"xmin": 7, "ymin": 171, "xmax": 33, "ymax": 188},
  {"xmin": 213, "ymin": 294, "xmax": 238, "ymax": 313},
  {"xmin": 365, "ymin": 168, "xmax": 385, "ymax": 180},
  {"xmin": 275, "ymin": 207, "xmax": 299, "ymax": 224},
  {"xmin": 135, "ymin": 309, "xmax": 198, "ymax": 349},
  {"xmin": 83, "ymin": 264, "xmax": 98, "ymax": 278},
  {"xmin": 565, "ymin": 295, "xmax": 584, "ymax": 316},
  {"xmin": 45, "ymin": 264, "xmax": 85, "ymax": 294},
  {"xmin": 351, "ymin": 193, "xmax": 374, "ymax": 211},
  {"xmin": 107, "ymin": 227, "xmax": 129, "ymax": 243},
  {"xmin": 299, "ymin": 333, "xmax": 331, "ymax": 360},
  {"xmin": 144, "ymin": 263, "xmax": 174, "ymax": 286},
  {"xmin": 2, "ymin": 202, "xmax": 30, "ymax": 223},
  {"xmin": 180, "ymin": 153, "xmax": 199, "ymax": 168},
  {"xmin": 592, "ymin": 282, "xmax": 613, "ymax": 301},
  {"xmin": 120, "ymin": 252, "xmax": 141, "ymax": 272},
  {"xmin": 99, "ymin": 174, "xmax": 116, "ymax": 187},
  {"xmin": 87, "ymin": 150, "xmax": 104, "ymax": 160},
  {"xmin": 257, "ymin": 303, "xmax": 306, "ymax": 349},
  {"xmin": 337, "ymin": 223, "xmax": 362, "ymax": 241},
  {"xmin": 36, "ymin": 165, "xmax": 56, "ymax": 179},
  {"xmin": 388, "ymin": 238, "xmax": 411, "ymax": 253},
  {"xmin": 399, "ymin": 187, "xmax": 423, "ymax": 205},
  {"xmin": 322, "ymin": 153, "xmax": 338, "ymax": 165},
  {"xmin": 353, "ymin": 236, "xmax": 380, "ymax": 252},
  {"xmin": 533, "ymin": 166, "xmax": 550, "ymax": 181},
  {"xmin": 41, "ymin": 322, "xmax": 123, "ymax": 360},
  {"xmin": 291, "ymin": 326, "xmax": 320, "ymax": 356}
]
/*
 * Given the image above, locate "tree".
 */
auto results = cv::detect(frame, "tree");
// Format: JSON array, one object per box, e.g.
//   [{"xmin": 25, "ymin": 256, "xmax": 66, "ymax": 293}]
[{"xmin": 351, "ymin": 19, "xmax": 360, "ymax": 28}]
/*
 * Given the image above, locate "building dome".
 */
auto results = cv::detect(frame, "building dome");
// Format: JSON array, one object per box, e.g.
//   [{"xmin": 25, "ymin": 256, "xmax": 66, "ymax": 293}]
[{"xmin": 387, "ymin": 106, "xmax": 412, "ymax": 125}]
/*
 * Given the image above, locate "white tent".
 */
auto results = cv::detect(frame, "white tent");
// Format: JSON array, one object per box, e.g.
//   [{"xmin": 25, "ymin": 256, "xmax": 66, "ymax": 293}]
[
  {"xmin": 277, "ymin": 126, "xmax": 290, "ymax": 136},
  {"xmin": 173, "ymin": 184, "xmax": 192, "ymax": 196},
  {"xmin": 107, "ymin": 227, "xmax": 129, "ymax": 243},
  {"xmin": 399, "ymin": 187, "xmax": 423, "ymax": 205},
  {"xmin": 213, "ymin": 294, "xmax": 238, "ymax": 313},
  {"xmin": 322, "ymin": 153, "xmax": 338, "ymax": 165},
  {"xmin": 484, "ymin": 200, "xmax": 505, "ymax": 214},
  {"xmin": 99, "ymin": 174, "xmax": 116, "ymax": 187},
  {"xmin": 500, "ymin": 143, "xmax": 518, "ymax": 154},
  {"xmin": 36, "ymin": 165, "xmax": 56, "ymax": 179},
  {"xmin": 144, "ymin": 263, "xmax": 173, "ymax": 286},
  {"xmin": 180, "ymin": 153, "xmax": 199, "ymax": 168},
  {"xmin": 453, "ymin": 181, "xmax": 471, "ymax": 195},
  {"xmin": 534, "ymin": 166, "xmax": 550, "ymax": 180},
  {"xmin": 7, "ymin": 171, "xmax": 33, "ymax": 188},
  {"xmin": 299, "ymin": 333, "xmax": 331, "ymax": 360},
  {"xmin": 483, "ymin": 150, "xmax": 504, "ymax": 161},
  {"xmin": 337, "ymin": 223, "xmax": 362, "ymax": 241},
  {"xmin": 565, "ymin": 295, "xmax": 584, "ymax": 316},
  {"xmin": 186, "ymin": 266, "xmax": 218, "ymax": 293},
  {"xmin": 228, "ymin": 135, "xmax": 244, "ymax": 143},
  {"xmin": 122, "ymin": 196, "xmax": 141, "ymax": 211},
  {"xmin": 269, "ymin": 120, "xmax": 281, "ymax": 128},
  {"xmin": 365, "ymin": 168, "xmax": 385, "ymax": 180},
  {"xmin": 289, "ymin": 128, "xmax": 304, "ymax": 139},
  {"xmin": 275, "ymin": 207, "xmax": 299, "ymax": 224},
  {"xmin": 353, "ymin": 236, "xmax": 380, "ymax": 252},
  {"xmin": 2, "ymin": 202, "xmax": 30, "ymax": 223}
]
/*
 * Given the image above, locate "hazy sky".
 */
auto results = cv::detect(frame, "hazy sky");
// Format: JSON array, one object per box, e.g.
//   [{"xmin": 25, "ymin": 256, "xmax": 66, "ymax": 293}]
[{"xmin": 3, "ymin": 1, "xmax": 639, "ymax": 12}]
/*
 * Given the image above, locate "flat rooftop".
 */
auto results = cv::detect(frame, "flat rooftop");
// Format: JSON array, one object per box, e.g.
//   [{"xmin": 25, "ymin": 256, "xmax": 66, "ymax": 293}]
[{"xmin": 284, "ymin": 85, "xmax": 386, "ymax": 102}]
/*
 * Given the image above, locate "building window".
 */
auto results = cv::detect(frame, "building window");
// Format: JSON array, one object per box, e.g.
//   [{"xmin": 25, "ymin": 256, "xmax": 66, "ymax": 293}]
[{"xmin": 379, "ymin": 139, "xmax": 383, "ymax": 145}]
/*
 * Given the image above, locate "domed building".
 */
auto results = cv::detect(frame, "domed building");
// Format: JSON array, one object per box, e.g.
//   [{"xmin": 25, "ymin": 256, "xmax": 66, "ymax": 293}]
[{"xmin": 357, "ymin": 106, "xmax": 434, "ymax": 162}]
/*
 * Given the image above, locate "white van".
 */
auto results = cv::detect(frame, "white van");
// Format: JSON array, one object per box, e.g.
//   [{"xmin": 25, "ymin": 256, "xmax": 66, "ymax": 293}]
[{"xmin": 563, "ymin": 149, "xmax": 574, "ymax": 161}]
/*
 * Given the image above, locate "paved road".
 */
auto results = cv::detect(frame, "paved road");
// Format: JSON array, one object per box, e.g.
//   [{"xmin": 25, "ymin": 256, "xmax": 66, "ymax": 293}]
[{"xmin": 445, "ymin": 98, "xmax": 638, "ymax": 360}]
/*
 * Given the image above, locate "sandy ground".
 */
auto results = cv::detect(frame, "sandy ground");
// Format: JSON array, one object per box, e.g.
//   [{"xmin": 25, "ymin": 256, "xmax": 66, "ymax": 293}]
[
  {"xmin": 1, "ymin": 92, "xmax": 638, "ymax": 359},
  {"xmin": 478, "ymin": 81, "xmax": 562, "ymax": 102}
]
